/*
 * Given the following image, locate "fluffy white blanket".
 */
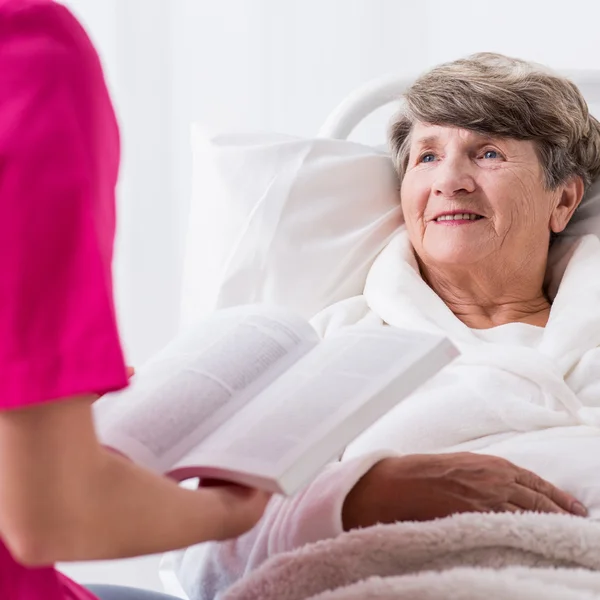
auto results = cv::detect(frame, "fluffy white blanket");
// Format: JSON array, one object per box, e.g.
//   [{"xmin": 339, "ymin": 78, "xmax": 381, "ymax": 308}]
[{"xmin": 222, "ymin": 512, "xmax": 600, "ymax": 600}]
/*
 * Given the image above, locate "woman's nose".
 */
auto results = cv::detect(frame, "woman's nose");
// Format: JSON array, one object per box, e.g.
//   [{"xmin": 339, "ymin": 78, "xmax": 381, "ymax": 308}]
[{"xmin": 433, "ymin": 157, "xmax": 476, "ymax": 197}]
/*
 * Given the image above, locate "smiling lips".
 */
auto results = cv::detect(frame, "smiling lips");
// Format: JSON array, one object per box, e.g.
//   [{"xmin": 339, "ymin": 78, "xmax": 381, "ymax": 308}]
[{"xmin": 434, "ymin": 212, "xmax": 484, "ymax": 224}]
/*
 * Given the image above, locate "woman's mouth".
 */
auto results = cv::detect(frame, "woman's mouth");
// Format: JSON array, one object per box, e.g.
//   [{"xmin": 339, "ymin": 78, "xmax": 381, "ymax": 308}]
[{"xmin": 434, "ymin": 213, "xmax": 484, "ymax": 224}]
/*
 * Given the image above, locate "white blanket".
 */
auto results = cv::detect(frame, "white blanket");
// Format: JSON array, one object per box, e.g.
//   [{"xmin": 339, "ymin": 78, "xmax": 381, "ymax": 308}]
[{"xmin": 221, "ymin": 512, "xmax": 600, "ymax": 600}]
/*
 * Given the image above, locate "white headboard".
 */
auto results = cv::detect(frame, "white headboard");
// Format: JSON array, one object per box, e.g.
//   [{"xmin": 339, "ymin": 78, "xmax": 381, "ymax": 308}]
[{"xmin": 318, "ymin": 70, "xmax": 600, "ymax": 141}]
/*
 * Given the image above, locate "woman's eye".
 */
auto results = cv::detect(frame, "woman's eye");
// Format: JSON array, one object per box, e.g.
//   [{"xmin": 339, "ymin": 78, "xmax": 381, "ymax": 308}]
[
  {"xmin": 482, "ymin": 149, "xmax": 499, "ymax": 159},
  {"xmin": 420, "ymin": 153, "xmax": 436, "ymax": 163}
]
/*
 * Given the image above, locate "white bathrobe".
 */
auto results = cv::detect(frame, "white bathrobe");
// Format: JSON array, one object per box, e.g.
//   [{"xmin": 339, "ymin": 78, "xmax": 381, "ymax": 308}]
[{"xmin": 168, "ymin": 230, "xmax": 600, "ymax": 600}]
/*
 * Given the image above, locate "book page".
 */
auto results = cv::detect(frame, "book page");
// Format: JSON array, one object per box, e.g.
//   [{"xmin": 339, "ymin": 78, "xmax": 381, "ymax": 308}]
[
  {"xmin": 173, "ymin": 326, "xmax": 458, "ymax": 492},
  {"xmin": 93, "ymin": 304, "xmax": 319, "ymax": 473}
]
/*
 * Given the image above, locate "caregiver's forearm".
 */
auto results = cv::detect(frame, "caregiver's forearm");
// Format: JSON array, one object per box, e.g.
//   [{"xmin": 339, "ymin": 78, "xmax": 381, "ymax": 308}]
[
  {"xmin": 0, "ymin": 396, "xmax": 267, "ymax": 566},
  {"xmin": 14, "ymin": 447, "xmax": 267, "ymax": 565}
]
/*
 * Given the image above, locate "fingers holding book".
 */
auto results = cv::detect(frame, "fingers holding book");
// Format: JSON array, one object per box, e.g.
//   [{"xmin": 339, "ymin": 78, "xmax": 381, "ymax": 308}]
[{"xmin": 198, "ymin": 480, "xmax": 272, "ymax": 540}]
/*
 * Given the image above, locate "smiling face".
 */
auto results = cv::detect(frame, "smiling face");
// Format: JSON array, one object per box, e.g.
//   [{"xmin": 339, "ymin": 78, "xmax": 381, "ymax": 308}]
[{"xmin": 400, "ymin": 123, "xmax": 583, "ymax": 270}]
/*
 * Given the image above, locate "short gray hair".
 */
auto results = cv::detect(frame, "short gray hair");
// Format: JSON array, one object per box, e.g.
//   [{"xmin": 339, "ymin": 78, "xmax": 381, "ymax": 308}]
[{"xmin": 389, "ymin": 52, "xmax": 600, "ymax": 190}]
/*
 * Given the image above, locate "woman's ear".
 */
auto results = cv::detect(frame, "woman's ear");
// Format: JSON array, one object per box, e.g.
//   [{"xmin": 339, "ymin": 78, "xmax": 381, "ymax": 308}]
[{"xmin": 550, "ymin": 176, "xmax": 585, "ymax": 234}]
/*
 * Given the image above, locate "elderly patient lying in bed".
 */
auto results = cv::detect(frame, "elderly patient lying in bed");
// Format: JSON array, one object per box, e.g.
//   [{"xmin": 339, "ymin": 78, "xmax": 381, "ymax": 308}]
[{"xmin": 171, "ymin": 52, "xmax": 600, "ymax": 599}]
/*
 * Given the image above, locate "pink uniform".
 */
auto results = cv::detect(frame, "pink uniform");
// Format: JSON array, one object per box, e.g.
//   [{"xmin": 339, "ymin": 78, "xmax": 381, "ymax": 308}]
[{"xmin": 0, "ymin": 0, "xmax": 128, "ymax": 597}]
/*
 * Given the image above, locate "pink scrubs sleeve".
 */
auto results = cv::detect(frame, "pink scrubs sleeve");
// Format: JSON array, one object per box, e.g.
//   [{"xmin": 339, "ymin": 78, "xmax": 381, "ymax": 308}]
[{"xmin": 0, "ymin": 0, "xmax": 128, "ymax": 410}]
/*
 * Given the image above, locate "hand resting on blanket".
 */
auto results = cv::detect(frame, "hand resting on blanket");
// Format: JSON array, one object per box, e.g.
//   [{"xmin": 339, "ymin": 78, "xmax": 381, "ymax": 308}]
[{"xmin": 342, "ymin": 452, "xmax": 588, "ymax": 530}]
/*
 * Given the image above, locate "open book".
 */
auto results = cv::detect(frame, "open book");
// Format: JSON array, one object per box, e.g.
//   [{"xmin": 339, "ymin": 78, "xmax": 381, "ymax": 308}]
[{"xmin": 93, "ymin": 305, "xmax": 459, "ymax": 495}]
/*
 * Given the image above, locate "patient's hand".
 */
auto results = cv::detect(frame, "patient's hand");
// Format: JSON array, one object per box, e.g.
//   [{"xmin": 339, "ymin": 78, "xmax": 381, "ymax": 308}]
[{"xmin": 342, "ymin": 452, "xmax": 588, "ymax": 531}]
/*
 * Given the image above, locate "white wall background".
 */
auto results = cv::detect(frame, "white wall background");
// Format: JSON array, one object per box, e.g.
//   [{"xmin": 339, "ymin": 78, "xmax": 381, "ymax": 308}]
[{"xmin": 57, "ymin": 0, "xmax": 600, "ymax": 593}]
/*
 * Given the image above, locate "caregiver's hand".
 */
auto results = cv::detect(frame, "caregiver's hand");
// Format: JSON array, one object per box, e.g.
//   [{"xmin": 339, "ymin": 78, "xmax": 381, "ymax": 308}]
[
  {"xmin": 199, "ymin": 479, "xmax": 272, "ymax": 539},
  {"xmin": 342, "ymin": 452, "xmax": 588, "ymax": 531},
  {"xmin": 199, "ymin": 484, "xmax": 272, "ymax": 540}
]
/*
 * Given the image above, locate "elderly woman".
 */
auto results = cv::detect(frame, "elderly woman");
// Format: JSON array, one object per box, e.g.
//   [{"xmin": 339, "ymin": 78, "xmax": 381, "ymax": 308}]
[{"xmin": 172, "ymin": 53, "xmax": 600, "ymax": 599}]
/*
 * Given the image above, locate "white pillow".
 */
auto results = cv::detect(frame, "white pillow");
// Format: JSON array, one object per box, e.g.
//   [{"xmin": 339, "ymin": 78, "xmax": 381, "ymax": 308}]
[{"xmin": 180, "ymin": 128, "xmax": 403, "ymax": 325}]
